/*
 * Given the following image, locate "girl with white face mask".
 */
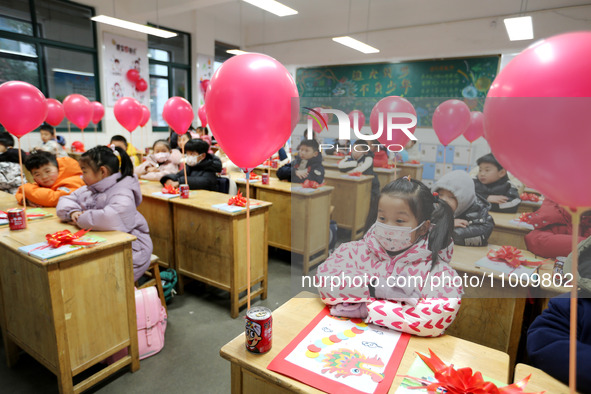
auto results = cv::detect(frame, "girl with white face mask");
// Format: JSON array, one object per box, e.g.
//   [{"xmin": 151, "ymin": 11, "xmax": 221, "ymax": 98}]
[
  {"xmin": 134, "ymin": 140, "xmax": 181, "ymax": 182},
  {"xmin": 316, "ymin": 176, "xmax": 464, "ymax": 337}
]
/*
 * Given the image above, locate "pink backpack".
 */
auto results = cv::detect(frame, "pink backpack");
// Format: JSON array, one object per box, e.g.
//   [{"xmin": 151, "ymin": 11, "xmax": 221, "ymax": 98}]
[{"xmin": 136, "ymin": 286, "xmax": 167, "ymax": 360}]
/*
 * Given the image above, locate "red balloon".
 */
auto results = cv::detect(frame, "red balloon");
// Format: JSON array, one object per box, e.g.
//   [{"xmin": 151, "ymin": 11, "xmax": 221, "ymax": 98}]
[
  {"xmin": 348, "ymin": 110, "xmax": 366, "ymax": 131},
  {"xmin": 432, "ymin": 99, "xmax": 470, "ymax": 146},
  {"xmin": 200, "ymin": 79, "xmax": 210, "ymax": 101},
  {"xmin": 114, "ymin": 97, "xmax": 142, "ymax": 132},
  {"xmin": 91, "ymin": 101, "xmax": 104, "ymax": 124},
  {"xmin": 140, "ymin": 105, "xmax": 150, "ymax": 127},
  {"xmin": 162, "ymin": 97, "xmax": 194, "ymax": 135},
  {"xmin": 484, "ymin": 31, "xmax": 591, "ymax": 208},
  {"xmin": 45, "ymin": 98, "xmax": 65, "ymax": 126},
  {"xmin": 126, "ymin": 69, "xmax": 140, "ymax": 83},
  {"xmin": 63, "ymin": 94, "xmax": 93, "ymax": 130},
  {"xmin": 370, "ymin": 96, "xmax": 417, "ymax": 148},
  {"xmin": 198, "ymin": 105, "xmax": 207, "ymax": 128},
  {"xmin": 308, "ymin": 107, "xmax": 328, "ymax": 133},
  {"xmin": 463, "ymin": 111, "xmax": 484, "ymax": 143},
  {"xmin": 206, "ymin": 53, "xmax": 299, "ymax": 169},
  {"xmin": 0, "ymin": 81, "xmax": 47, "ymax": 138},
  {"xmin": 136, "ymin": 78, "xmax": 148, "ymax": 92}
]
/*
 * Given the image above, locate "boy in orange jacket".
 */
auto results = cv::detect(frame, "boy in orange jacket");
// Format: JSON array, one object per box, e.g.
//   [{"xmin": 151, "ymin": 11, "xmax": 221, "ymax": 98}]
[{"xmin": 16, "ymin": 151, "xmax": 84, "ymax": 207}]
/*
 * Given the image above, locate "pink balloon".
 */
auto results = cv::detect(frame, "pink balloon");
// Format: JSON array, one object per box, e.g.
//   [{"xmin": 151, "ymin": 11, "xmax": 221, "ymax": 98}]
[
  {"xmin": 45, "ymin": 98, "xmax": 64, "ymax": 127},
  {"xmin": 198, "ymin": 105, "xmax": 207, "ymax": 128},
  {"xmin": 206, "ymin": 53, "xmax": 299, "ymax": 169},
  {"xmin": 114, "ymin": 97, "xmax": 142, "ymax": 132},
  {"xmin": 63, "ymin": 94, "xmax": 93, "ymax": 130},
  {"xmin": 126, "ymin": 69, "xmax": 140, "ymax": 83},
  {"xmin": 432, "ymin": 99, "xmax": 470, "ymax": 146},
  {"xmin": 162, "ymin": 97, "xmax": 194, "ymax": 135},
  {"xmin": 91, "ymin": 101, "xmax": 104, "ymax": 124},
  {"xmin": 463, "ymin": 111, "xmax": 484, "ymax": 143},
  {"xmin": 139, "ymin": 105, "xmax": 150, "ymax": 127},
  {"xmin": 136, "ymin": 78, "xmax": 148, "ymax": 92},
  {"xmin": 348, "ymin": 110, "xmax": 366, "ymax": 131},
  {"xmin": 370, "ymin": 96, "xmax": 417, "ymax": 147},
  {"xmin": 484, "ymin": 31, "xmax": 591, "ymax": 208},
  {"xmin": 200, "ymin": 79, "xmax": 210, "ymax": 101},
  {"xmin": 0, "ymin": 81, "xmax": 47, "ymax": 138},
  {"xmin": 308, "ymin": 107, "xmax": 328, "ymax": 133}
]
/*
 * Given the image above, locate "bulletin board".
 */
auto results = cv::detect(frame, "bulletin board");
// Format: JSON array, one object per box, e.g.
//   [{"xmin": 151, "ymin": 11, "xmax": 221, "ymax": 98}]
[{"xmin": 296, "ymin": 56, "xmax": 500, "ymax": 127}]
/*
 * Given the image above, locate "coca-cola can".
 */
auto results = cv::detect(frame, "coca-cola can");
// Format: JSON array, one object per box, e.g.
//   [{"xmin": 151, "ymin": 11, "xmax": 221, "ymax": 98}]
[
  {"xmin": 245, "ymin": 306, "xmax": 272, "ymax": 354},
  {"xmin": 262, "ymin": 173, "xmax": 269, "ymax": 185},
  {"xmin": 180, "ymin": 184, "xmax": 189, "ymax": 199},
  {"xmin": 7, "ymin": 208, "xmax": 26, "ymax": 230}
]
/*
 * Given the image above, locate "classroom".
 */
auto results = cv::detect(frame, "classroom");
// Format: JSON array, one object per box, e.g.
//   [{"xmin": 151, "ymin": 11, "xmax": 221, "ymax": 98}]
[{"xmin": 0, "ymin": 0, "xmax": 590, "ymax": 393}]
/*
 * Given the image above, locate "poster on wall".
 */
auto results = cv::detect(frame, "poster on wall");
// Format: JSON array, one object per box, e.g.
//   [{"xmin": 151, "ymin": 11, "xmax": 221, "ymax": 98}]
[
  {"xmin": 196, "ymin": 53, "xmax": 214, "ymax": 107},
  {"xmin": 102, "ymin": 32, "xmax": 150, "ymax": 107}
]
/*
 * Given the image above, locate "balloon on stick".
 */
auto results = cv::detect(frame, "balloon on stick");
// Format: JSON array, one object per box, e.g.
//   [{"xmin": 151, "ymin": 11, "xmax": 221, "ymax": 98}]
[
  {"xmin": 198, "ymin": 105, "xmax": 207, "ymax": 128},
  {"xmin": 45, "ymin": 98, "xmax": 65, "ymax": 127},
  {"xmin": 140, "ymin": 105, "xmax": 150, "ymax": 152},
  {"xmin": 64, "ymin": 94, "xmax": 93, "ymax": 149},
  {"xmin": 91, "ymin": 101, "xmax": 105, "ymax": 147},
  {"xmin": 162, "ymin": 96, "xmax": 194, "ymax": 182},
  {"xmin": 484, "ymin": 32, "xmax": 591, "ymax": 392},
  {"xmin": 0, "ymin": 80, "xmax": 48, "ymax": 217},
  {"xmin": 462, "ymin": 111, "xmax": 484, "ymax": 169},
  {"xmin": 432, "ymin": 99, "xmax": 470, "ymax": 175}
]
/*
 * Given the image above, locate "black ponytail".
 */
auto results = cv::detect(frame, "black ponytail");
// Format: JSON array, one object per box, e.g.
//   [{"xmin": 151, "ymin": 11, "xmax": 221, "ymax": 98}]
[
  {"xmin": 79, "ymin": 145, "xmax": 134, "ymax": 182},
  {"xmin": 380, "ymin": 177, "xmax": 454, "ymax": 264}
]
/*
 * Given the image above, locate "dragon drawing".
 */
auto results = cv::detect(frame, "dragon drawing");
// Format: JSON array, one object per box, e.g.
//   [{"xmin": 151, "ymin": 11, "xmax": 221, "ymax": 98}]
[{"xmin": 321, "ymin": 348, "xmax": 384, "ymax": 383}]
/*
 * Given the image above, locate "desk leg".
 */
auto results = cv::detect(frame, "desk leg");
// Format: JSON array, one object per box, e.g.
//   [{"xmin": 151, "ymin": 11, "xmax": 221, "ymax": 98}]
[
  {"xmin": 231, "ymin": 363, "xmax": 243, "ymax": 394},
  {"xmin": 123, "ymin": 247, "xmax": 140, "ymax": 372},
  {"xmin": 0, "ymin": 273, "xmax": 19, "ymax": 366}
]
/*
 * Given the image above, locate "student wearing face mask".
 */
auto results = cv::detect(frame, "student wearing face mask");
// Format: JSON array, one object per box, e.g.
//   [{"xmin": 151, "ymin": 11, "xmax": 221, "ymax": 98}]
[
  {"xmin": 160, "ymin": 139, "xmax": 222, "ymax": 191},
  {"xmin": 134, "ymin": 140, "xmax": 181, "ymax": 182},
  {"xmin": 316, "ymin": 177, "xmax": 462, "ymax": 337}
]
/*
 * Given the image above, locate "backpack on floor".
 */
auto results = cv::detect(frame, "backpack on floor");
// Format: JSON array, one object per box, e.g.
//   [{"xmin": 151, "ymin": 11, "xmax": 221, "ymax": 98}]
[
  {"xmin": 136, "ymin": 286, "xmax": 167, "ymax": 360},
  {"xmin": 160, "ymin": 268, "xmax": 178, "ymax": 303}
]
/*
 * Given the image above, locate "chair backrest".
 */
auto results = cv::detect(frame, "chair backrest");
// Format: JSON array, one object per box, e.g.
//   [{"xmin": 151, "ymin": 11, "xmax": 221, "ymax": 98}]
[{"xmin": 217, "ymin": 176, "xmax": 230, "ymax": 194}]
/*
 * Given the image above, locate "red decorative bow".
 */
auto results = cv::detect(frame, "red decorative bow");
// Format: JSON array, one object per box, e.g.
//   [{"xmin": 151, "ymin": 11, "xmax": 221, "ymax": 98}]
[
  {"xmin": 248, "ymin": 172, "xmax": 260, "ymax": 180},
  {"xmin": 302, "ymin": 180, "xmax": 324, "ymax": 189},
  {"xmin": 408, "ymin": 160, "xmax": 421, "ymax": 164},
  {"xmin": 161, "ymin": 184, "xmax": 179, "ymax": 194},
  {"xmin": 46, "ymin": 229, "xmax": 97, "ymax": 248},
  {"xmin": 487, "ymin": 246, "xmax": 545, "ymax": 269},
  {"xmin": 518, "ymin": 213, "xmax": 531, "ymax": 223},
  {"xmin": 520, "ymin": 193, "xmax": 540, "ymax": 202},
  {"xmin": 348, "ymin": 172, "xmax": 362, "ymax": 177},
  {"xmin": 228, "ymin": 190, "xmax": 247, "ymax": 207},
  {"xmin": 402, "ymin": 349, "xmax": 543, "ymax": 394}
]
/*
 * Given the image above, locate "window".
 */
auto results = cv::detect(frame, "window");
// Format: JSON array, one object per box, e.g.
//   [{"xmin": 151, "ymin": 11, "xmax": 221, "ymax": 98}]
[
  {"xmin": 0, "ymin": 0, "xmax": 100, "ymax": 131},
  {"xmin": 148, "ymin": 26, "xmax": 191, "ymax": 130}
]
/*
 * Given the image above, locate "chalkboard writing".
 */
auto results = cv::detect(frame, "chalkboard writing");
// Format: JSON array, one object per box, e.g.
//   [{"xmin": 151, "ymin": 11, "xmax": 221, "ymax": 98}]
[{"xmin": 296, "ymin": 56, "xmax": 500, "ymax": 127}]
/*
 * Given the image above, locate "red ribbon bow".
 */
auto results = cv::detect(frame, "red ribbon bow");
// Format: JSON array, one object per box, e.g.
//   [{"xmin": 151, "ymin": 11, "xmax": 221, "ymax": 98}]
[
  {"xmin": 520, "ymin": 193, "xmax": 540, "ymax": 202},
  {"xmin": 302, "ymin": 180, "xmax": 324, "ymax": 189},
  {"xmin": 248, "ymin": 172, "xmax": 260, "ymax": 180},
  {"xmin": 518, "ymin": 213, "xmax": 531, "ymax": 223},
  {"xmin": 46, "ymin": 229, "xmax": 97, "ymax": 248},
  {"xmin": 402, "ymin": 349, "xmax": 543, "ymax": 393},
  {"xmin": 487, "ymin": 246, "xmax": 544, "ymax": 269},
  {"xmin": 228, "ymin": 190, "xmax": 247, "ymax": 207},
  {"xmin": 161, "ymin": 184, "xmax": 179, "ymax": 194},
  {"xmin": 348, "ymin": 172, "xmax": 362, "ymax": 177}
]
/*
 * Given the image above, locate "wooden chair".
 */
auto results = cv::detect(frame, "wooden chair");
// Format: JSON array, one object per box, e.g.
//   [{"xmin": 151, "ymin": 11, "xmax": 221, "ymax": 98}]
[{"xmin": 135, "ymin": 255, "xmax": 167, "ymax": 313}]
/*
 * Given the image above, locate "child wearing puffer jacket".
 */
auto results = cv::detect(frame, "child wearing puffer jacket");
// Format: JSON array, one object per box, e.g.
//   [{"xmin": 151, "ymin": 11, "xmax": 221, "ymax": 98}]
[
  {"xmin": 432, "ymin": 170, "xmax": 494, "ymax": 247},
  {"xmin": 134, "ymin": 139, "xmax": 181, "ymax": 182},
  {"xmin": 316, "ymin": 177, "xmax": 463, "ymax": 337}
]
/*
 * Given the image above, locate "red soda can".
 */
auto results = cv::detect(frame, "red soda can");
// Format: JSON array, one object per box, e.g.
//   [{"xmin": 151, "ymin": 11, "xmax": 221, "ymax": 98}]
[
  {"xmin": 7, "ymin": 208, "xmax": 27, "ymax": 230},
  {"xmin": 262, "ymin": 173, "xmax": 269, "ymax": 185},
  {"xmin": 221, "ymin": 167, "xmax": 227, "ymax": 176},
  {"xmin": 180, "ymin": 184, "xmax": 189, "ymax": 199},
  {"xmin": 245, "ymin": 306, "xmax": 272, "ymax": 354}
]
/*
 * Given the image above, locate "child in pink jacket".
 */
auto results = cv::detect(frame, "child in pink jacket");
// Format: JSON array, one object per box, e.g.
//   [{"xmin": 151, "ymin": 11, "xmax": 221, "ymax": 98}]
[
  {"xmin": 316, "ymin": 177, "xmax": 463, "ymax": 337},
  {"xmin": 134, "ymin": 140, "xmax": 181, "ymax": 182},
  {"xmin": 57, "ymin": 145, "xmax": 153, "ymax": 281}
]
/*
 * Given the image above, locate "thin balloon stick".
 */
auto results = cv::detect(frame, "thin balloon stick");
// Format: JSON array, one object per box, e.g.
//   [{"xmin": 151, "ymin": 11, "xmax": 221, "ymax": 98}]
[
  {"xmin": 81, "ymin": 128, "xmax": 84, "ymax": 148},
  {"xmin": 569, "ymin": 209, "xmax": 582, "ymax": 393},
  {"xmin": 443, "ymin": 145, "xmax": 447, "ymax": 176},
  {"xmin": 467, "ymin": 142, "xmax": 473, "ymax": 172},
  {"xmin": 67, "ymin": 121, "xmax": 71, "ymax": 151},
  {"xmin": 182, "ymin": 144, "xmax": 188, "ymax": 184},
  {"xmin": 246, "ymin": 170, "xmax": 251, "ymax": 311},
  {"xmin": 394, "ymin": 154, "xmax": 398, "ymax": 180},
  {"xmin": 18, "ymin": 137, "xmax": 27, "ymax": 224},
  {"xmin": 94, "ymin": 124, "xmax": 98, "ymax": 147}
]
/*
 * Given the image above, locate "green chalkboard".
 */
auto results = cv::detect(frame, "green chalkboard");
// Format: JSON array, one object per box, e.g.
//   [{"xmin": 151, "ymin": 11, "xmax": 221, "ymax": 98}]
[{"xmin": 296, "ymin": 56, "xmax": 500, "ymax": 127}]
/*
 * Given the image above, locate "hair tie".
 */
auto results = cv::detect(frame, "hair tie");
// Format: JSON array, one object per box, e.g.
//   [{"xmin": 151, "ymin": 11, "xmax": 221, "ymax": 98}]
[
  {"xmin": 403, "ymin": 175, "xmax": 411, "ymax": 182},
  {"xmin": 109, "ymin": 144, "xmax": 120, "ymax": 157},
  {"xmin": 432, "ymin": 191, "xmax": 440, "ymax": 203}
]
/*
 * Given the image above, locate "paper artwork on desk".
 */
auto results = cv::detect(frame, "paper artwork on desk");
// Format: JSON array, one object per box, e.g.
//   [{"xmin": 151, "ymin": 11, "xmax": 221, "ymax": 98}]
[
  {"xmin": 508, "ymin": 219, "xmax": 535, "ymax": 230},
  {"xmin": 211, "ymin": 203, "xmax": 246, "ymax": 213},
  {"xmin": 291, "ymin": 186, "xmax": 325, "ymax": 193},
  {"xmin": 151, "ymin": 192, "xmax": 179, "ymax": 199},
  {"xmin": 18, "ymin": 234, "xmax": 106, "ymax": 261},
  {"xmin": 268, "ymin": 307, "xmax": 410, "ymax": 394},
  {"xmin": 475, "ymin": 256, "xmax": 538, "ymax": 276}
]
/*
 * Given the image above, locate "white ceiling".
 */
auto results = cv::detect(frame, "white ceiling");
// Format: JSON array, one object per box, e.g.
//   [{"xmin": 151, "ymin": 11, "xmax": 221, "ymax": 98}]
[{"xmin": 84, "ymin": 0, "xmax": 591, "ymax": 66}]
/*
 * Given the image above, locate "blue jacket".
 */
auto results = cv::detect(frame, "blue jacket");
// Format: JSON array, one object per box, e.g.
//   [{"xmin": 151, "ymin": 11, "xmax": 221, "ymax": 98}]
[{"xmin": 527, "ymin": 295, "xmax": 591, "ymax": 392}]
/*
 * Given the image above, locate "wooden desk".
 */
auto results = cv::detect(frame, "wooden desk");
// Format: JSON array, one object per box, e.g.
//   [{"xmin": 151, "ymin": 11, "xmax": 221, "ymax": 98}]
[
  {"xmin": 323, "ymin": 170, "xmax": 373, "ymax": 241},
  {"xmin": 0, "ymin": 190, "xmax": 17, "ymax": 209},
  {"xmin": 220, "ymin": 292, "xmax": 510, "ymax": 393},
  {"xmin": 0, "ymin": 218, "xmax": 139, "ymax": 394},
  {"xmin": 170, "ymin": 190, "xmax": 272, "ymax": 318},
  {"xmin": 397, "ymin": 163, "xmax": 423, "ymax": 180},
  {"xmin": 514, "ymin": 364, "xmax": 569, "ymax": 393},
  {"xmin": 322, "ymin": 154, "xmax": 345, "ymax": 165},
  {"xmin": 323, "ymin": 162, "xmax": 400, "ymax": 189},
  {"xmin": 489, "ymin": 211, "xmax": 532, "ymax": 250},
  {"xmin": 138, "ymin": 182, "xmax": 176, "ymax": 268},
  {"xmin": 240, "ymin": 178, "xmax": 334, "ymax": 274}
]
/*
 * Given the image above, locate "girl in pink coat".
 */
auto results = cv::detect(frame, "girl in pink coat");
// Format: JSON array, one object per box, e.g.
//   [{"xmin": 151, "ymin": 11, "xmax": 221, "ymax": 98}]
[
  {"xmin": 316, "ymin": 177, "xmax": 463, "ymax": 337},
  {"xmin": 134, "ymin": 140, "xmax": 181, "ymax": 182},
  {"xmin": 57, "ymin": 145, "xmax": 153, "ymax": 281}
]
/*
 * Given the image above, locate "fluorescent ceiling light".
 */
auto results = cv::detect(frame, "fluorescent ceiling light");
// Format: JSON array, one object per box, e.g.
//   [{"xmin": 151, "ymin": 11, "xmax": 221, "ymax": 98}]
[
  {"xmin": 0, "ymin": 48, "xmax": 37, "ymax": 58},
  {"xmin": 332, "ymin": 36, "xmax": 380, "ymax": 54},
  {"xmin": 242, "ymin": 0, "xmax": 298, "ymax": 17},
  {"xmin": 503, "ymin": 16, "xmax": 533, "ymax": 41},
  {"xmin": 90, "ymin": 15, "xmax": 177, "ymax": 38},
  {"xmin": 52, "ymin": 68, "xmax": 95, "ymax": 77},
  {"xmin": 226, "ymin": 49, "xmax": 249, "ymax": 55}
]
